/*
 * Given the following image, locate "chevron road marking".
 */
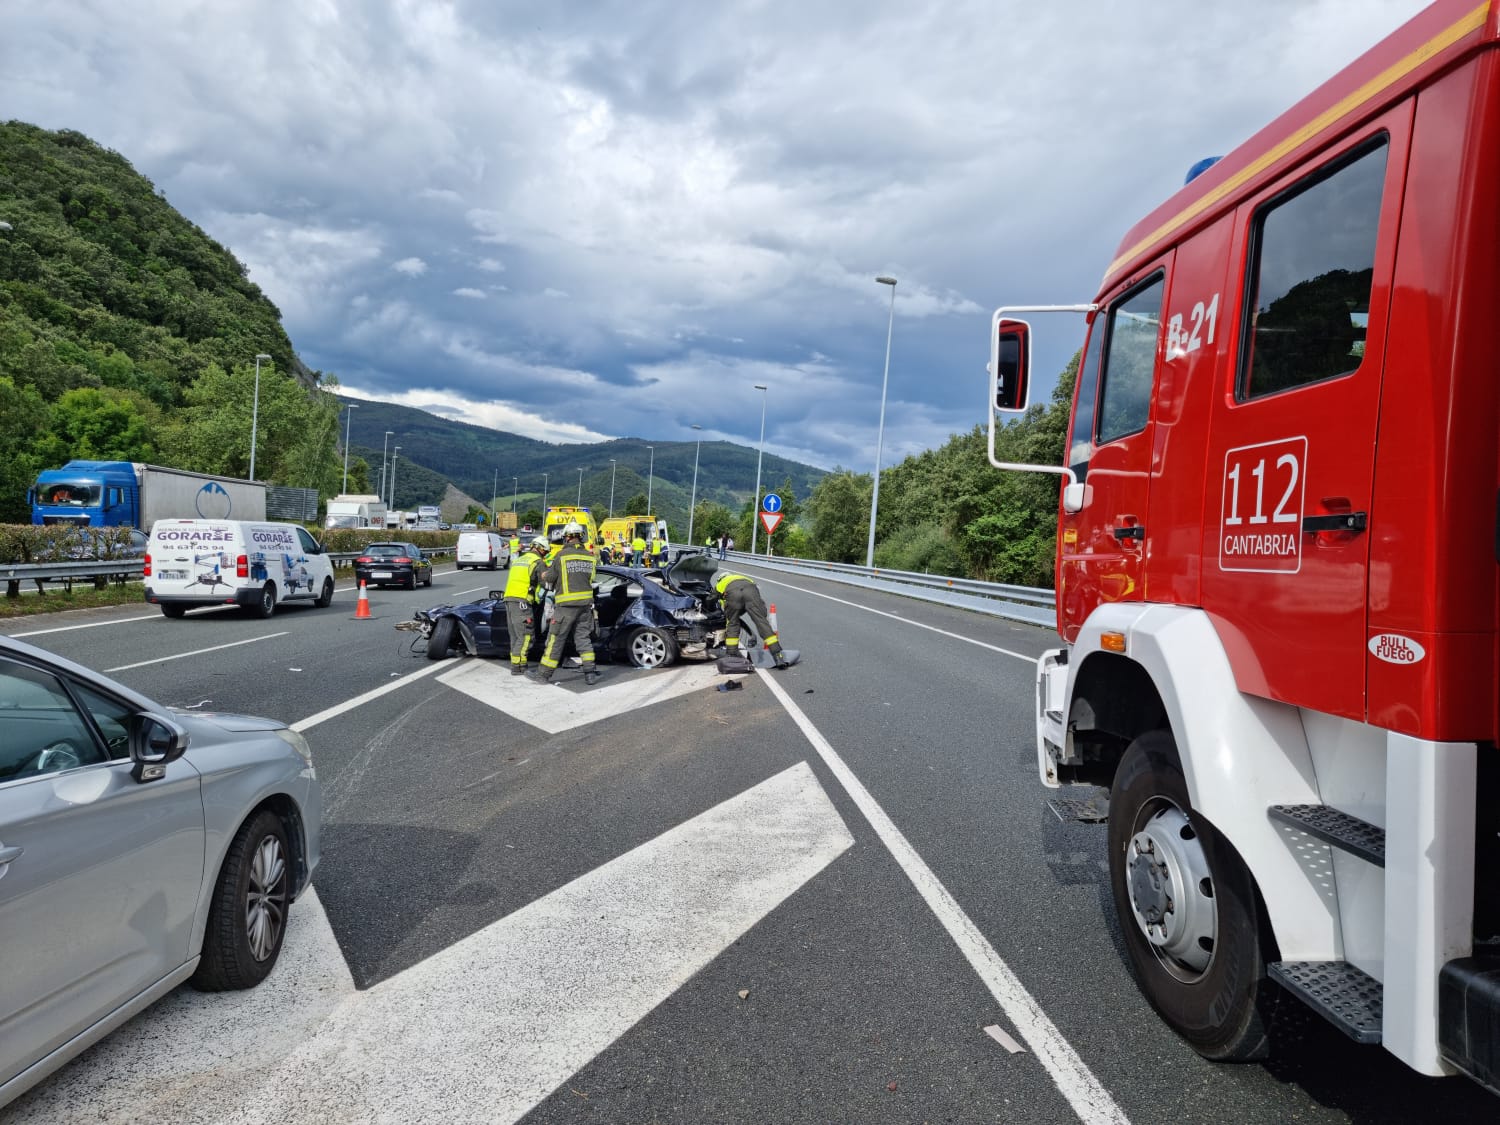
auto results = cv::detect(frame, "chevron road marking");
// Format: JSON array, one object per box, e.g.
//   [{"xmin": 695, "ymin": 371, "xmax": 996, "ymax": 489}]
[
  {"xmin": 439, "ymin": 657, "xmax": 723, "ymax": 732},
  {"xmin": 9, "ymin": 763, "xmax": 852, "ymax": 1125},
  {"xmin": 221, "ymin": 760, "xmax": 852, "ymax": 1124}
]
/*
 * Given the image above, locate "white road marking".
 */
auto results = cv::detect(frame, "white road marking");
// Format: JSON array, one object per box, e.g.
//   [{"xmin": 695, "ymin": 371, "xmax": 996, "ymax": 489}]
[
  {"xmin": 751, "ymin": 574, "xmax": 1037, "ymax": 662},
  {"xmin": 756, "ymin": 672, "xmax": 1130, "ymax": 1125},
  {"xmin": 440, "ymin": 659, "xmax": 722, "ymax": 733},
  {"xmin": 290, "ymin": 660, "xmax": 451, "ymax": 732},
  {"xmin": 103, "ymin": 632, "xmax": 289, "ymax": 672},
  {"xmin": 2, "ymin": 889, "xmax": 356, "ymax": 1124},
  {"xmin": 222, "ymin": 762, "xmax": 852, "ymax": 1124},
  {"xmin": 11, "ymin": 614, "xmax": 159, "ymax": 637}
]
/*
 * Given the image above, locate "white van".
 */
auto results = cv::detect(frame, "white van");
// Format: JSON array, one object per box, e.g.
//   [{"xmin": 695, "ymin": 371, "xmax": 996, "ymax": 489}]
[
  {"xmin": 456, "ymin": 531, "xmax": 509, "ymax": 571},
  {"xmin": 145, "ymin": 519, "xmax": 337, "ymax": 618}
]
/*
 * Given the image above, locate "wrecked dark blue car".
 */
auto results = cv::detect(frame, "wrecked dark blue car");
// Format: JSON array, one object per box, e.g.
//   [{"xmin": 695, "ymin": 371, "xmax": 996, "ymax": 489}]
[{"xmin": 402, "ymin": 552, "xmax": 739, "ymax": 668}]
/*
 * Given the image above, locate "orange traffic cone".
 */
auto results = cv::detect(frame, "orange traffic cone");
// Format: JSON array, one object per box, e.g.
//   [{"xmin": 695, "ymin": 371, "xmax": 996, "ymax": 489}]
[
  {"xmin": 355, "ymin": 580, "xmax": 371, "ymax": 619},
  {"xmin": 768, "ymin": 603, "xmax": 778, "ymax": 634}
]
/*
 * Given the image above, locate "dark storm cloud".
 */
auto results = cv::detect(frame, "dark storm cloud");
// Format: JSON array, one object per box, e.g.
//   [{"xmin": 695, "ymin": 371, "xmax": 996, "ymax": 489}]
[{"xmin": 2, "ymin": 0, "xmax": 1428, "ymax": 469}]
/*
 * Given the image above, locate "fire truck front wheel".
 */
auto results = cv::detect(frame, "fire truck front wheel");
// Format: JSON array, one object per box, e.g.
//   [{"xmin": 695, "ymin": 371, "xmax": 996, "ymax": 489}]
[{"xmin": 1108, "ymin": 730, "xmax": 1273, "ymax": 1061}]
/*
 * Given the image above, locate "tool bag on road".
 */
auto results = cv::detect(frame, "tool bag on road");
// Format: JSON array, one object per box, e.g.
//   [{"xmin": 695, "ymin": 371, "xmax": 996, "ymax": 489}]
[{"xmin": 715, "ymin": 654, "xmax": 755, "ymax": 675}]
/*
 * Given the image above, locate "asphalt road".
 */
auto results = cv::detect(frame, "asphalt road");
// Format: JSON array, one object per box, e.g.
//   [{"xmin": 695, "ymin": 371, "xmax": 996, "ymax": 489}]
[{"xmin": 1, "ymin": 562, "xmax": 1495, "ymax": 1124}]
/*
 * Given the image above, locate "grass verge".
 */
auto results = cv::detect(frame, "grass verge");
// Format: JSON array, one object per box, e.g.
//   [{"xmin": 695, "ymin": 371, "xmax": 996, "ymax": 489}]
[{"xmin": 0, "ymin": 582, "xmax": 148, "ymax": 619}]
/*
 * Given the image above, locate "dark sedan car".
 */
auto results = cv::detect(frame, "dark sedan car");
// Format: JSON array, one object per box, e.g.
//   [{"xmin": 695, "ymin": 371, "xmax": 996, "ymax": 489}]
[
  {"xmin": 404, "ymin": 554, "xmax": 744, "ymax": 667},
  {"xmin": 353, "ymin": 542, "xmax": 433, "ymax": 590}
]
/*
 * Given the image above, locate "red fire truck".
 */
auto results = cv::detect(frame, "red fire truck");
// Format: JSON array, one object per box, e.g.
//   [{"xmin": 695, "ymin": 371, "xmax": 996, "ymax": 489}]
[{"xmin": 988, "ymin": 0, "xmax": 1500, "ymax": 1093}]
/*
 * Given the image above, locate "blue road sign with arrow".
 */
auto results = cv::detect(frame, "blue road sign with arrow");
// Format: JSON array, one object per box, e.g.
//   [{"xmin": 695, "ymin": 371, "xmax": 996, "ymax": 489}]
[{"xmin": 762, "ymin": 493, "xmax": 783, "ymax": 513}]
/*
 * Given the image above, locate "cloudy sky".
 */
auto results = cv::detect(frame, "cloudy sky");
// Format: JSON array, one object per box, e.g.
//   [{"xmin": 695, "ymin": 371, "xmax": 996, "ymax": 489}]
[{"xmin": 5, "ymin": 0, "xmax": 1427, "ymax": 470}]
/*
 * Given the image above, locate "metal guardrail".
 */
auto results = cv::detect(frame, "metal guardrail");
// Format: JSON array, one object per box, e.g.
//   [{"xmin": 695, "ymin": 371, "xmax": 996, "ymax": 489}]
[
  {"xmin": 716, "ymin": 549, "xmax": 1057, "ymax": 627},
  {"xmin": 2, "ymin": 548, "xmax": 457, "ymax": 594}
]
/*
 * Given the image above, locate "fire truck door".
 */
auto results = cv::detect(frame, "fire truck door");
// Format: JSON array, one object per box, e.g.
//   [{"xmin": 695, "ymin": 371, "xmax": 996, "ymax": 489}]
[
  {"xmin": 1057, "ymin": 265, "xmax": 1169, "ymax": 639},
  {"xmin": 1200, "ymin": 123, "xmax": 1406, "ymax": 720}
]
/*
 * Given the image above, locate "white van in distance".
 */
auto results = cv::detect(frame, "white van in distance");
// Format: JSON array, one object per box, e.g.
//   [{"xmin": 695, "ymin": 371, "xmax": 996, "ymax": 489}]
[
  {"xmin": 456, "ymin": 531, "xmax": 509, "ymax": 571},
  {"xmin": 145, "ymin": 520, "xmax": 336, "ymax": 618}
]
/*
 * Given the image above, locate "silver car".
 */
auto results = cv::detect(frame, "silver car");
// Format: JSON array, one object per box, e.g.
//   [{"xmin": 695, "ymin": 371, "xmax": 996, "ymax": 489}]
[{"xmin": 0, "ymin": 636, "xmax": 321, "ymax": 1107}]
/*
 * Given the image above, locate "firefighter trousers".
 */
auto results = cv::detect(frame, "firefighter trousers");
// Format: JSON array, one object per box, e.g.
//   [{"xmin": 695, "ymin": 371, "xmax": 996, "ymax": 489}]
[
  {"xmin": 723, "ymin": 584, "xmax": 782, "ymax": 657},
  {"xmin": 542, "ymin": 604, "xmax": 595, "ymax": 670},
  {"xmin": 505, "ymin": 598, "xmax": 534, "ymax": 667}
]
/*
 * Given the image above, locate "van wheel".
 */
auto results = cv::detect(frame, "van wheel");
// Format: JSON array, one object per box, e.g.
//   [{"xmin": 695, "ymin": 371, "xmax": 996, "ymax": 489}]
[
  {"xmin": 1108, "ymin": 730, "xmax": 1273, "ymax": 1061},
  {"xmin": 250, "ymin": 584, "xmax": 276, "ymax": 619},
  {"xmin": 314, "ymin": 577, "xmax": 334, "ymax": 608},
  {"xmin": 160, "ymin": 603, "xmax": 187, "ymax": 619},
  {"xmin": 626, "ymin": 627, "xmax": 678, "ymax": 668},
  {"xmin": 191, "ymin": 810, "xmax": 290, "ymax": 991},
  {"xmin": 427, "ymin": 616, "xmax": 456, "ymax": 660}
]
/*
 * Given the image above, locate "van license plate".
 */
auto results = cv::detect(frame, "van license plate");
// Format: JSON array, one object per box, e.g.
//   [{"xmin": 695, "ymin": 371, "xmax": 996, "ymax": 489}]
[
  {"xmin": 159, "ymin": 570, "xmax": 188, "ymax": 580},
  {"xmin": 372, "ymin": 571, "xmax": 392, "ymax": 579}
]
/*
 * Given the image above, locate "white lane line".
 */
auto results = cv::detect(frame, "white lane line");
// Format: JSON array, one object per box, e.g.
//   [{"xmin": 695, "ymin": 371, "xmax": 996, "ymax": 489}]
[
  {"xmin": 221, "ymin": 762, "xmax": 854, "ymax": 1125},
  {"xmin": 757, "ymin": 672, "xmax": 1130, "ymax": 1125},
  {"xmin": 750, "ymin": 574, "xmax": 1037, "ymax": 662},
  {"xmin": 104, "ymin": 632, "xmax": 289, "ymax": 673},
  {"xmin": 290, "ymin": 660, "xmax": 450, "ymax": 732},
  {"xmin": 441, "ymin": 660, "xmax": 721, "ymax": 733},
  {"xmin": 12, "ymin": 614, "xmax": 160, "ymax": 637}
]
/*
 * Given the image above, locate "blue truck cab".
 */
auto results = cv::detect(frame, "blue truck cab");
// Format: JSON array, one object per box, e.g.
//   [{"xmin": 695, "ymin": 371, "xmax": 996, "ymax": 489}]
[{"xmin": 29, "ymin": 461, "xmax": 139, "ymax": 527}]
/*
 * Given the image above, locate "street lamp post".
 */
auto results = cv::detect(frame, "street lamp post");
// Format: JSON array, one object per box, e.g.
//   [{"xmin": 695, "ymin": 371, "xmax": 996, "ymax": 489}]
[
  {"xmin": 867, "ymin": 276, "xmax": 898, "ymax": 569},
  {"xmin": 687, "ymin": 425, "xmax": 703, "ymax": 545},
  {"xmin": 749, "ymin": 384, "xmax": 768, "ymax": 553},
  {"xmin": 609, "ymin": 459, "xmax": 617, "ymax": 517},
  {"xmin": 646, "ymin": 446, "xmax": 655, "ymax": 515},
  {"xmin": 390, "ymin": 447, "xmax": 401, "ymax": 511},
  {"xmin": 492, "ymin": 468, "xmax": 499, "ymax": 527},
  {"xmin": 541, "ymin": 473, "xmax": 549, "ymax": 516},
  {"xmin": 576, "ymin": 467, "xmax": 585, "ymax": 506},
  {"xmin": 380, "ymin": 431, "xmax": 393, "ymax": 503},
  {"xmin": 249, "ymin": 353, "xmax": 271, "ymax": 481},
  {"xmin": 341, "ymin": 403, "xmax": 358, "ymax": 492},
  {"xmin": 511, "ymin": 477, "xmax": 519, "ymax": 516}
]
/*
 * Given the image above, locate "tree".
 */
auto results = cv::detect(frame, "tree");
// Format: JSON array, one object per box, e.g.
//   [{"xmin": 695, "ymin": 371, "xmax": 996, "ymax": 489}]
[
  {"xmin": 520, "ymin": 507, "xmax": 542, "ymax": 529},
  {"xmin": 691, "ymin": 501, "xmax": 736, "ymax": 543},
  {"xmin": 0, "ymin": 377, "xmax": 51, "ymax": 522},
  {"xmin": 807, "ymin": 470, "xmax": 871, "ymax": 563},
  {"xmin": 623, "ymin": 491, "xmax": 649, "ymax": 516},
  {"xmin": 37, "ymin": 386, "xmax": 158, "ymax": 465}
]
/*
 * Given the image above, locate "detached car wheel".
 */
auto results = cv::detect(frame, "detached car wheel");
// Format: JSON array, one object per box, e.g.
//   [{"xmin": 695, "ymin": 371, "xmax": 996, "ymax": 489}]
[
  {"xmin": 427, "ymin": 616, "xmax": 457, "ymax": 660},
  {"xmin": 192, "ymin": 810, "xmax": 291, "ymax": 991},
  {"xmin": 626, "ymin": 626, "xmax": 679, "ymax": 668}
]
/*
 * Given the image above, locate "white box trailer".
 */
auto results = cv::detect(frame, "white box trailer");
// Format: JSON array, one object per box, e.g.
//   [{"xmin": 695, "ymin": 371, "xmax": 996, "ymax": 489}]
[{"xmin": 325, "ymin": 494, "xmax": 388, "ymax": 529}]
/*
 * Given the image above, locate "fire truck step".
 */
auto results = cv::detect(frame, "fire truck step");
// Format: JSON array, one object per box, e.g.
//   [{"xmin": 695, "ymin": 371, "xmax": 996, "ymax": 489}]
[
  {"xmin": 1267, "ymin": 804, "xmax": 1385, "ymax": 866},
  {"xmin": 1046, "ymin": 793, "xmax": 1109, "ymax": 824},
  {"xmin": 1268, "ymin": 960, "xmax": 1383, "ymax": 1044},
  {"xmin": 1439, "ymin": 955, "xmax": 1500, "ymax": 1093}
]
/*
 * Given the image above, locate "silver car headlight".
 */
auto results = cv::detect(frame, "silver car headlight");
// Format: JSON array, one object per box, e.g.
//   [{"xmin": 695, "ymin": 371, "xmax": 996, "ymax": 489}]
[{"xmin": 274, "ymin": 728, "xmax": 314, "ymax": 766}]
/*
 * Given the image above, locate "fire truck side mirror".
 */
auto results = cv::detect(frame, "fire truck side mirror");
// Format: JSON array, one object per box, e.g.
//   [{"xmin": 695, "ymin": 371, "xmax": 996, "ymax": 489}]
[{"xmin": 993, "ymin": 319, "xmax": 1031, "ymax": 412}]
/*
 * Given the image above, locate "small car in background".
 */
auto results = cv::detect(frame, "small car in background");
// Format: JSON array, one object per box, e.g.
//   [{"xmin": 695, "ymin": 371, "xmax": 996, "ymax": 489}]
[
  {"xmin": 353, "ymin": 542, "xmax": 433, "ymax": 589},
  {"xmin": 0, "ymin": 635, "xmax": 321, "ymax": 1109}
]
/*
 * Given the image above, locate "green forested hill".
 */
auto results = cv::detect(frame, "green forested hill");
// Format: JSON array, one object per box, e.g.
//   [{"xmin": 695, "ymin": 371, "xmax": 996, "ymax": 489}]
[{"xmin": 0, "ymin": 121, "xmax": 340, "ymax": 521}]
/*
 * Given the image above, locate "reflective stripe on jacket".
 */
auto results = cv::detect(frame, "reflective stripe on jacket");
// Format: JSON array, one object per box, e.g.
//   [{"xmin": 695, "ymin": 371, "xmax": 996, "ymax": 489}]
[
  {"xmin": 546, "ymin": 544, "xmax": 596, "ymax": 604},
  {"xmin": 503, "ymin": 553, "xmax": 541, "ymax": 600},
  {"xmin": 714, "ymin": 572, "xmax": 753, "ymax": 596}
]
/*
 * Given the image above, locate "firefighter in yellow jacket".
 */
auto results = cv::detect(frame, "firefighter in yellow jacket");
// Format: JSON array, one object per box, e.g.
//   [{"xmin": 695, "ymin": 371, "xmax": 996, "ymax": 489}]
[
  {"xmin": 531, "ymin": 522, "xmax": 600, "ymax": 685},
  {"xmin": 500, "ymin": 537, "xmax": 547, "ymax": 675},
  {"xmin": 715, "ymin": 571, "xmax": 790, "ymax": 669}
]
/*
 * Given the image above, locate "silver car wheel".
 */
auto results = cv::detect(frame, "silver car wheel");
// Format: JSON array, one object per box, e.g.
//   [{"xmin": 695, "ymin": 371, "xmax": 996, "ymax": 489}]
[
  {"xmin": 245, "ymin": 834, "xmax": 288, "ymax": 962},
  {"xmin": 628, "ymin": 628, "xmax": 670, "ymax": 668}
]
